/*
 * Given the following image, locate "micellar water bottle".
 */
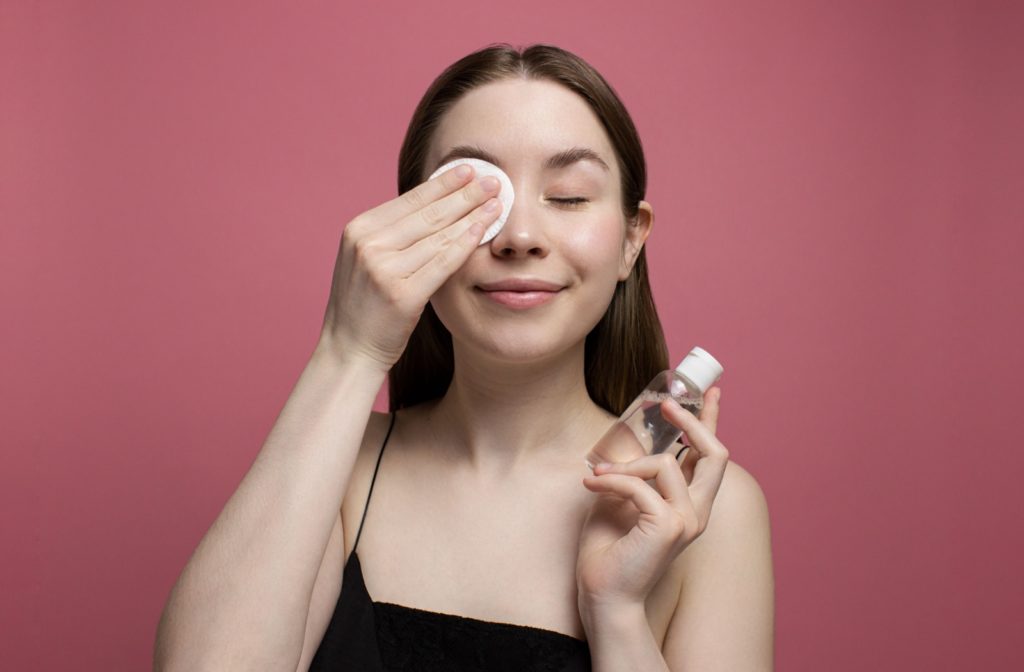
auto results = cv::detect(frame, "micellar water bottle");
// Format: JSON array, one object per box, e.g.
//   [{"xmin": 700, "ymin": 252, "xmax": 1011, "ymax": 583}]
[{"xmin": 584, "ymin": 346, "xmax": 724, "ymax": 470}]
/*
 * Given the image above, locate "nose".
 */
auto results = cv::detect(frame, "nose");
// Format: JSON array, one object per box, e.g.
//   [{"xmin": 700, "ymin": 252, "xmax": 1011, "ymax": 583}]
[{"xmin": 488, "ymin": 196, "xmax": 549, "ymax": 259}]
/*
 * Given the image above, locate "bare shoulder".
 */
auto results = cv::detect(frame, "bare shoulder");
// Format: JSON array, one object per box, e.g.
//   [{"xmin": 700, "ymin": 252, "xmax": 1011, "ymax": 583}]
[
  {"xmin": 710, "ymin": 460, "xmax": 770, "ymax": 528},
  {"xmin": 683, "ymin": 459, "xmax": 771, "ymax": 563},
  {"xmin": 661, "ymin": 458, "xmax": 775, "ymax": 669}
]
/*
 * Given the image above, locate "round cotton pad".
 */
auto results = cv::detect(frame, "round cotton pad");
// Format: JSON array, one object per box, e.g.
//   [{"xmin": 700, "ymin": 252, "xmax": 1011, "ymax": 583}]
[{"xmin": 429, "ymin": 158, "xmax": 515, "ymax": 245}]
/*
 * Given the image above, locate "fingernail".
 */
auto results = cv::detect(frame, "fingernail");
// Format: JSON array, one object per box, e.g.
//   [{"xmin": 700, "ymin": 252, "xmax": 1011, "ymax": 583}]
[
  {"xmin": 479, "ymin": 176, "xmax": 500, "ymax": 192},
  {"xmin": 455, "ymin": 165, "xmax": 472, "ymax": 179},
  {"xmin": 596, "ymin": 462, "xmax": 612, "ymax": 471},
  {"xmin": 483, "ymin": 198, "xmax": 499, "ymax": 213}
]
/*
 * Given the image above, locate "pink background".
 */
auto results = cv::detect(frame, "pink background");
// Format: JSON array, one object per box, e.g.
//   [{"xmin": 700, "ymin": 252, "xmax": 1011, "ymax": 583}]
[{"xmin": 3, "ymin": 1, "xmax": 1022, "ymax": 669}]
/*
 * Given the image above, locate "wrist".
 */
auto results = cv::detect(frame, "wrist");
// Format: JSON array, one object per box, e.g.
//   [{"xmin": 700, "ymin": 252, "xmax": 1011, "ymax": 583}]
[
  {"xmin": 314, "ymin": 332, "xmax": 393, "ymax": 377},
  {"xmin": 579, "ymin": 598, "xmax": 648, "ymax": 638}
]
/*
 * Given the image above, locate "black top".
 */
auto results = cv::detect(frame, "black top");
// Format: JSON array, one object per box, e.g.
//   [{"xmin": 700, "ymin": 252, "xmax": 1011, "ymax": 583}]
[{"xmin": 309, "ymin": 413, "xmax": 593, "ymax": 671}]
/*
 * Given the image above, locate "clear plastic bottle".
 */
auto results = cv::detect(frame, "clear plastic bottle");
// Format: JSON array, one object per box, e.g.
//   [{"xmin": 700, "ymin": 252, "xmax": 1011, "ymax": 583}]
[{"xmin": 585, "ymin": 346, "xmax": 724, "ymax": 470}]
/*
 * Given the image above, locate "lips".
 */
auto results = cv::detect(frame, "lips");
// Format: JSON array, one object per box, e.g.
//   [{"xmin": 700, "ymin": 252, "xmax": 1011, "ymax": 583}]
[
  {"xmin": 476, "ymin": 279, "xmax": 565, "ymax": 292},
  {"xmin": 475, "ymin": 278, "xmax": 565, "ymax": 309}
]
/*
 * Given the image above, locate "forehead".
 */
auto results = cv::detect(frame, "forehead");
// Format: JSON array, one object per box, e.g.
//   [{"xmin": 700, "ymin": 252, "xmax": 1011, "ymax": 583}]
[{"xmin": 429, "ymin": 78, "xmax": 617, "ymax": 177}]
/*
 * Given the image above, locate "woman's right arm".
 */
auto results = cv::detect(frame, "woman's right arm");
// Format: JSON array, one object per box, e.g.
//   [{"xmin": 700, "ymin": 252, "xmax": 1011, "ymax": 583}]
[{"xmin": 152, "ymin": 164, "xmax": 503, "ymax": 672}]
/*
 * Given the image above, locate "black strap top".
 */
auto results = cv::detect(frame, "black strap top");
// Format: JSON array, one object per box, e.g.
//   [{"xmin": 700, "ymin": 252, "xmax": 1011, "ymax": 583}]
[{"xmin": 309, "ymin": 413, "xmax": 593, "ymax": 671}]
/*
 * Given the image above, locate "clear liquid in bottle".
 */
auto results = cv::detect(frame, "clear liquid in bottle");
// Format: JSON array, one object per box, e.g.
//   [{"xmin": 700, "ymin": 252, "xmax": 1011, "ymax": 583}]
[{"xmin": 585, "ymin": 346, "xmax": 723, "ymax": 470}]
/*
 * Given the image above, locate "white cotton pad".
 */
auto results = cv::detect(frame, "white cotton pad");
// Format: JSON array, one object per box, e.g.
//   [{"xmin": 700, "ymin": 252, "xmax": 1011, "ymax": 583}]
[{"xmin": 429, "ymin": 158, "xmax": 515, "ymax": 245}]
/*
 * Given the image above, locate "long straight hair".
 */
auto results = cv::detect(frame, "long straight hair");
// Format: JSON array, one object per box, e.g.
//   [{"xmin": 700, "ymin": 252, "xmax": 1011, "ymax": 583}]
[{"xmin": 389, "ymin": 43, "xmax": 669, "ymax": 416}]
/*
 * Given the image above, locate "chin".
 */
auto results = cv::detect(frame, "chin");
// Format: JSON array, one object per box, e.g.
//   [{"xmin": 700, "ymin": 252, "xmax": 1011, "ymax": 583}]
[{"xmin": 444, "ymin": 318, "xmax": 596, "ymax": 367}]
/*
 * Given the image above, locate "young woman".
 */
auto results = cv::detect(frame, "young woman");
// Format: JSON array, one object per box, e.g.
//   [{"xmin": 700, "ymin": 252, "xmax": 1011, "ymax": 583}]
[{"xmin": 155, "ymin": 44, "xmax": 774, "ymax": 671}]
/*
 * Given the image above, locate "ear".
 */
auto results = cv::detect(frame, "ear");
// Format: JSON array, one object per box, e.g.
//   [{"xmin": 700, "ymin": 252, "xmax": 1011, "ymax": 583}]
[{"xmin": 619, "ymin": 200, "xmax": 654, "ymax": 281}]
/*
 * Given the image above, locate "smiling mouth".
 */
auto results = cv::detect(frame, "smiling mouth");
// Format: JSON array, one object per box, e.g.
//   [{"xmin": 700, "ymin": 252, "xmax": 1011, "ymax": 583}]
[{"xmin": 474, "ymin": 283, "xmax": 564, "ymax": 310}]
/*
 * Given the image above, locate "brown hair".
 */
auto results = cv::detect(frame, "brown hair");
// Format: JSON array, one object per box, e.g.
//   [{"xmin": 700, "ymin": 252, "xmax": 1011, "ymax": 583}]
[{"xmin": 389, "ymin": 43, "xmax": 669, "ymax": 415}]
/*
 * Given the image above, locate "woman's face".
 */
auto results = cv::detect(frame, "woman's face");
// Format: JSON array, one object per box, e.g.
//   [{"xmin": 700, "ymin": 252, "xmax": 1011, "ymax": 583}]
[{"xmin": 426, "ymin": 78, "xmax": 652, "ymax": 365}]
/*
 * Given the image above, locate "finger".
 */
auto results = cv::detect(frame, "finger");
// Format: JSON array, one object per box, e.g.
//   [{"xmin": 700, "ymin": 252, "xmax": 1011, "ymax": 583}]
[
  {"xmin": 678, "ymin": 445, "xmax": 698, "ymax": 485},
  {"xmin": 396, "ymin": 197, "xmax": 502, "ymax": 275},
  {"xmin": 593, "ymin": 453, "xmax": 690, "ymax": 509},
  {"xmin": 659, "ymin": 399, "xmax": 726, "ymax": 462},
  {"xmin": 582, "ymin": 473, "xmax": 673, "ymax": 519},
  {"xmin": 698, "ymin": 386, "xmax": 721, "ymax": 435},
  {"xmin": 660, "ymin": 399, "xmax": 730, "ymax": 520},
  {"xmin": 380, "ymin": 174, "xmax": 501, "ymax": 251},
  {"xmin": 406, "ymin": 217, "xmax": 487, "ymax": 292},
  {"xmin": 673, "ymin": 440, "xmax": 688, "ymax": 460},
  {"xmin": 364, "ymin": 163, "xmax": 475, "ymax": 225}
]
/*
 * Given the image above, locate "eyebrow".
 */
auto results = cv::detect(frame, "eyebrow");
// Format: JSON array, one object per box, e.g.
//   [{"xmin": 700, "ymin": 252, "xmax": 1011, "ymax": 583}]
[{"xmin": 433, "ymin": 145, "xmax": 611, "ymax": 174}]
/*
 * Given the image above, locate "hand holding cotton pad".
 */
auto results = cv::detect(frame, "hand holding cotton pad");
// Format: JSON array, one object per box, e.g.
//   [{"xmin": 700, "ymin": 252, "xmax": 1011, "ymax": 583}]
[{"xmin": 430, "ymin": 158, "xmax": 515, "ymax": 245}]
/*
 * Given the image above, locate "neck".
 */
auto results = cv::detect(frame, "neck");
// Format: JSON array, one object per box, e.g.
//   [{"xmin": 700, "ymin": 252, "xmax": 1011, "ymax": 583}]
[{"xmin": 428, "ymin": 342, "xmax": 615, "ymax": 474}]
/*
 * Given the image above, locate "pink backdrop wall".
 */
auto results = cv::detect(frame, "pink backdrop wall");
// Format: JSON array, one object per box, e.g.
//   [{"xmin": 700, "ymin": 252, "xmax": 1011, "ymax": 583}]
[{"xmin": 3, "ymin": 1, "xmax": 1022, "ymax": 669}]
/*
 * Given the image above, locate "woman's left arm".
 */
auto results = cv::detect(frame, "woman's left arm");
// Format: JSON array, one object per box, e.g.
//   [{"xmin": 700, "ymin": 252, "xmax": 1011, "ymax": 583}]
[{"xmin": 577, "ymin": 389, "xmax": 774, "ymax": 671}]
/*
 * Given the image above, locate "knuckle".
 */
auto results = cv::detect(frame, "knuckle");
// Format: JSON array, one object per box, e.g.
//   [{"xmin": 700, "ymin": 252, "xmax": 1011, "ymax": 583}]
[
  {"xmin": 432, "ymin": 247, "xmax": 453, "ymax": 270},
  {"xmin": 656, "ymin": 452, "xmax": 677, "ymax": 470},
  {"xmin": 435, "ymin": 226, "xmax": 456, "ymax": 248},
  {"xmin": 341, "ymin": 222, "xmax": 363, "ymax": 246},
  {"xmin": 402, "ymin": 188, "xmax": 427, "ymax": 211},
  {"xmin": 365, "ymin": 264, "xmax": 390, "ymax": 291},
  {"xmin": 352, "ymin": 212, "xmax": 373, "ymax": 227},
  {"xmin": 419, "ymin": 200, "xmax": 445, "ymax": 227},
  {"xmin": 666, "ymin": 512, "xmax": 687, "ymax": 539},
  {"xmin": 351, "ymin": 236, "xmax": 378, "ymax": 262},
  {"xmin": 455, "ymin": 228, "xmax": 478, "ymax": 252}
]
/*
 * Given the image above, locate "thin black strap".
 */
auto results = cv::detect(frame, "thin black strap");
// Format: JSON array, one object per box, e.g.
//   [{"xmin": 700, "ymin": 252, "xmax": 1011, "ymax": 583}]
[{"xmin": 352, "ymin": 412, "xmax": 396, "ymax": 554}]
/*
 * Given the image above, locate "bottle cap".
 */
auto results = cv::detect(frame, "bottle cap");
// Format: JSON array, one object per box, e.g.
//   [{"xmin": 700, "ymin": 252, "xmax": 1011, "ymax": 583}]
[{"xmin": 674, "ymin": 346, "xmax": 724, "ymax": 393}]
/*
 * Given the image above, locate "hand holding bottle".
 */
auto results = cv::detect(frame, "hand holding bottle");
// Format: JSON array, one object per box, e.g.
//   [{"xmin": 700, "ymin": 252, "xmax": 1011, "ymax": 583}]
[
  {"xmin": 576, "ymin": 387, "xmax": 728, "ymax": 612},
  {"xmin": 318, "ymin": 165, "xmax": 503, "ymax": 371}
]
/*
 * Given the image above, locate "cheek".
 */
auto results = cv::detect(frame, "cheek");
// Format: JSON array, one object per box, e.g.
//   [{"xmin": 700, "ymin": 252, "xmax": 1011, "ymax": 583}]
[
  {"xmin": 562, "ymin": 215, "xmax": 627, "ymax": 273},
  {"xmin": 435, "ymin": 246, "xmax": 488, "ymax": 293}
]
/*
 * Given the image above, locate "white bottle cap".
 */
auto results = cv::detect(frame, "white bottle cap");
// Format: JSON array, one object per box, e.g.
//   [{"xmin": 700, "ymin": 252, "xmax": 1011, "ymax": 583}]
[{"xmin": 674, "ymin": 346, "xmax": 724, "ymax": 393}]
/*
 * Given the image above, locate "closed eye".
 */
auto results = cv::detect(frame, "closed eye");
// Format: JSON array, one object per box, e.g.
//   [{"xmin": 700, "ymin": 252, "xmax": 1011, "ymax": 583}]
[{"xmin": 549, "ymin": 197, "xmax": 589, "ymax": 208}]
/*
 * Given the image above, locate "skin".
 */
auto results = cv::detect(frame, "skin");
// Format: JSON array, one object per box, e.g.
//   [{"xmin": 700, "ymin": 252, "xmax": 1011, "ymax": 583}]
[{"xmin": 307, "ymin": 78, "xmax": 774, "ymax": 671}]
